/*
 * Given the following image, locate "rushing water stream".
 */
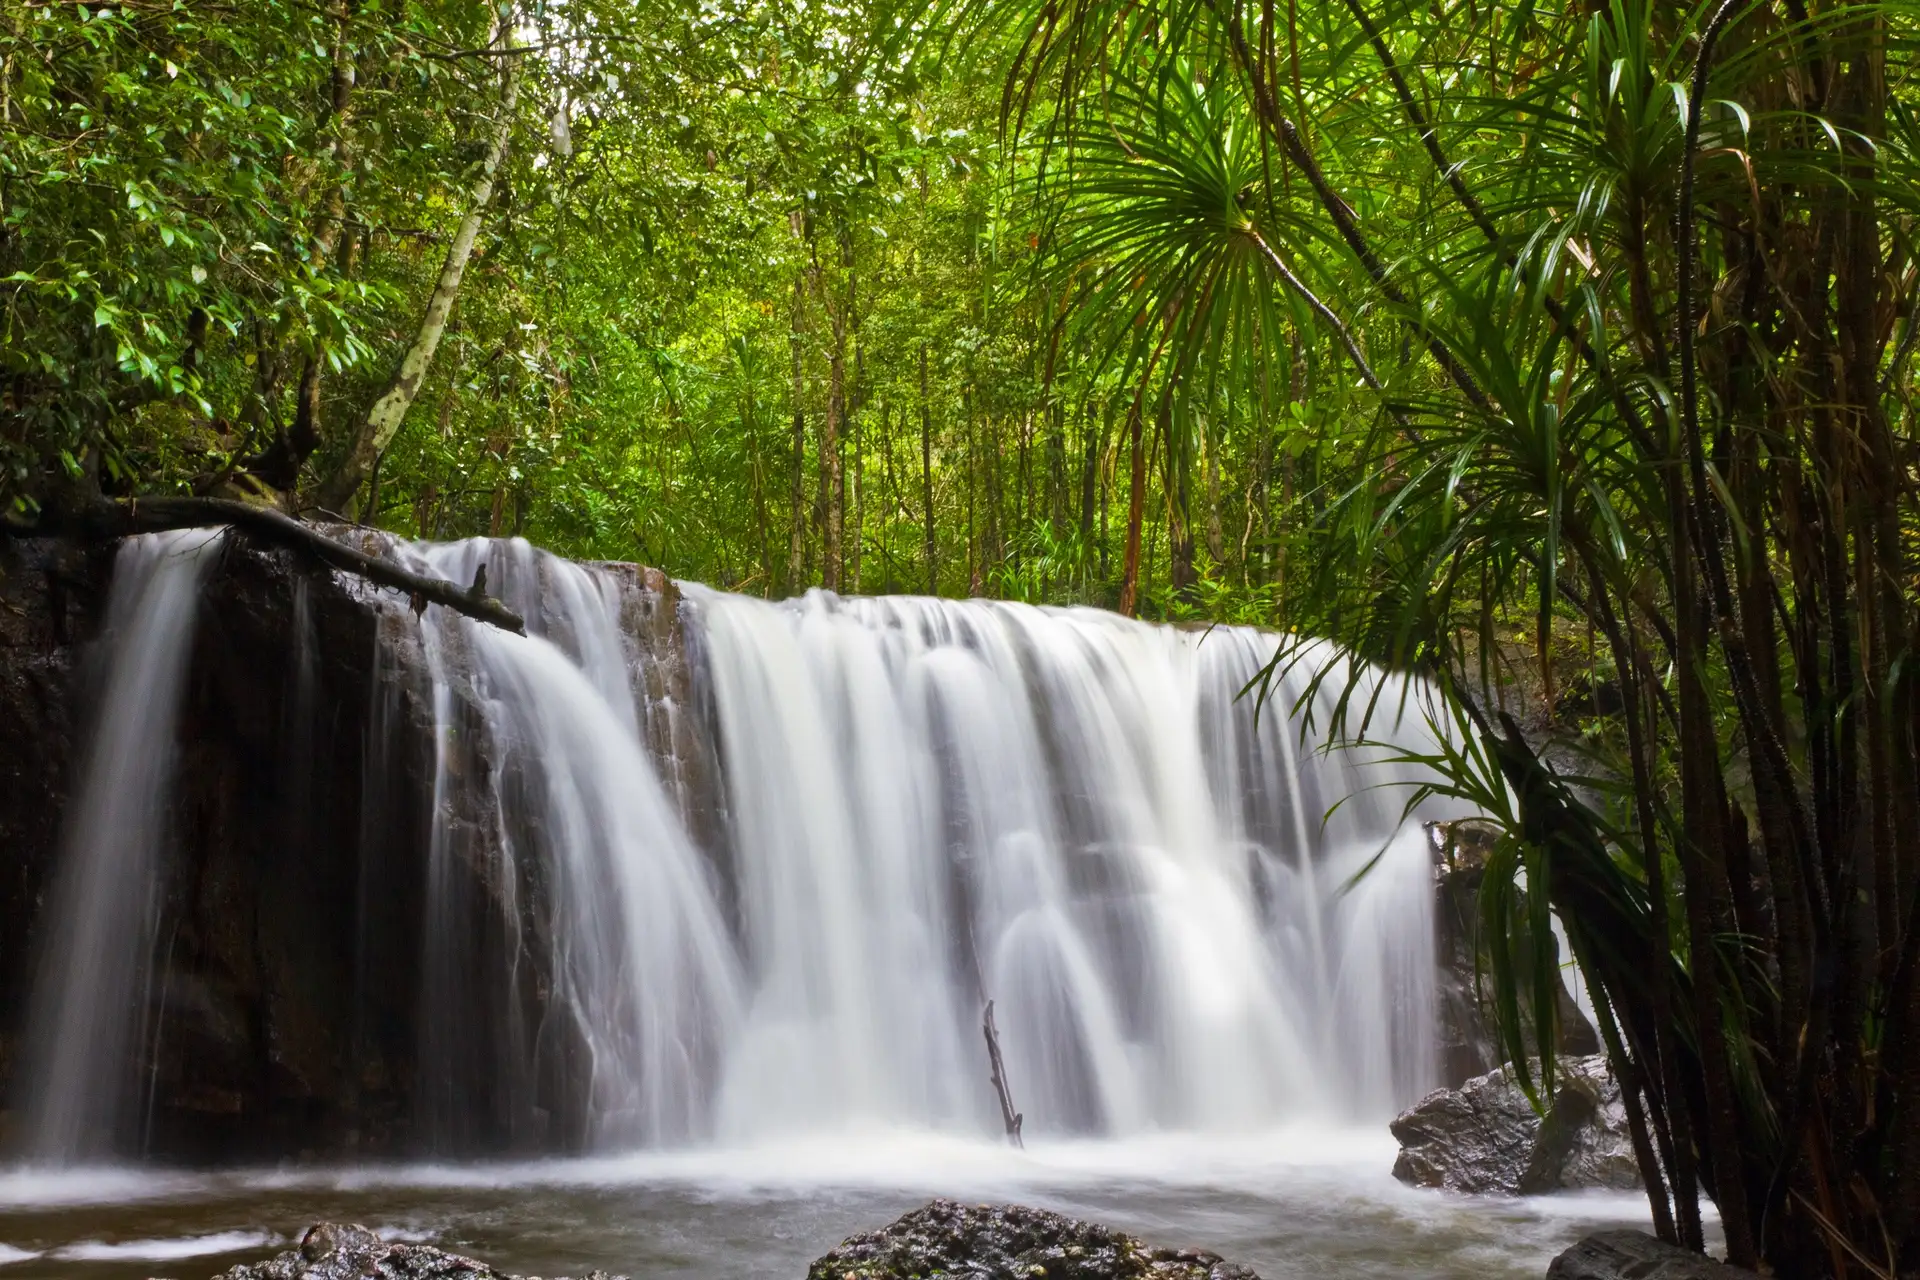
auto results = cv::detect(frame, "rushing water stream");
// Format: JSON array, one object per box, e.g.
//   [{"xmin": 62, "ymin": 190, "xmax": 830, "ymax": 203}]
[{"xmin": 0, "ymin": 533, "xmax": 1669, "ymax": 1276}]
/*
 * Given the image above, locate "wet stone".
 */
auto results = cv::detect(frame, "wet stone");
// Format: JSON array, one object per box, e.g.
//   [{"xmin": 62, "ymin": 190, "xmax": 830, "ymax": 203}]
[
  {"xmin": 1547, "ymin": 1230, "xmax": 1763, "ymax": 1280},
  {"xmin": 1390, "ymin": 1054, "xmax": 1640, "ymax": 1195},
  {"xmin": 805, "ymin": 1199, "xmax": 1262, "ymax": 1280},
  {"xmin": 201, "ymin": 1222, "xmax": 628, "ymax": 1280}
]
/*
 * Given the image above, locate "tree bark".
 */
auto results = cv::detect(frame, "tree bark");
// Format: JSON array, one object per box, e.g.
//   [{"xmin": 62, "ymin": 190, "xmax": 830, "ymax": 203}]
[
  {"xmin": 1117, "ymin": 399, "xmax": 1146, "ymax": 616},
  {"xmin": 788, "ymin": 272, "xmax": 808, "ymax": 593},
  {"xmin": 820, "ymin": 264, "xmax": 846, "ymax": 593},
  {"xmin": 921, "ymin": 344, "xmax": 936, "ymax": 594},
  {"xmin": 317, "ymin": 24, "xmax": 522, "ymax": 511},
  {"xmin": 251, "ymin": 0, "xmax": 356, "ymax": 492}
]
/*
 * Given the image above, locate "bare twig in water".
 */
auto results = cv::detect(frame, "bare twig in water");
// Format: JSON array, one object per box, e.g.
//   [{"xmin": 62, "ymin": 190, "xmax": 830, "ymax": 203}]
[{"xmin": 982, "ymin": 999, "xmax": 1024, "ymax": 1147}]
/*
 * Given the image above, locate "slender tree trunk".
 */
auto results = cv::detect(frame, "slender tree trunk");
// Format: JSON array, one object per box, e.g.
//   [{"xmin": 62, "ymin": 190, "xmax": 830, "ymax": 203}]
[
  {"xmin": 851, "ymin": 389, "xmax": 864, "ymax": 593},
  {"xmin": 253, "ymin": 0, "xmax": 356, "ymax": 494},
  {"xmin": 1164, "ymin": 402, "xmax": 1195, "ymax": 601},
  {"xmin": 318, "ymin": 23, "xmax": 521, "ymax": 511},
  {"xmin": 920, "ymin": 346, "xmax": 936, "ymax": 594},
  {"xmin": 1118, "ymin": 399, "xmax": 1146, "ymax": 616},
  {"xmin": 788, "ymin": 273, "xmax": 807, "ymax": 594},
  {"xmin": 1205, "ymin": 427, "xmax": 1224, "ymax": 567},
  {"xmin": 985, "ymin": 416, "xmax": 1004, "ymax": 591},
  {"xmin": 823, "ymin": 324, "xmax": 844, "ymax": 592},
  {"xmin": 1078, "ymin": 399, "xmax": 1098, "ymax": 592},
  {"xmin": 966, "ymin": 394, "xmax": 979, "ymax": 595},
  {"xmin": 880, "ymin": 399, "xmax": 894, "ymax": 593},
  {"xmin": 745, "ymin": 374, "xmax": 772, "ymax": 593}
]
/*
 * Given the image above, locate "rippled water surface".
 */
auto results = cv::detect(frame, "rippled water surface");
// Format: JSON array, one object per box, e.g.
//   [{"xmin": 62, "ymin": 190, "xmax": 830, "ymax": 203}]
[{"xmin": 0, "ymin": 1132, "xmax": 1676, "ymax": 1280}]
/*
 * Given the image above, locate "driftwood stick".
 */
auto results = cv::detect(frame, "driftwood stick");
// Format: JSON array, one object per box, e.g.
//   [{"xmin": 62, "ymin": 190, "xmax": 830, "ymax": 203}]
[
  {"xmin": 982, "ymin": 999, "xmax": 1024, "ymax": 1148},
  {"xmin": 24, "ymin": 497, "xmax": 526, "ymax": 634}
]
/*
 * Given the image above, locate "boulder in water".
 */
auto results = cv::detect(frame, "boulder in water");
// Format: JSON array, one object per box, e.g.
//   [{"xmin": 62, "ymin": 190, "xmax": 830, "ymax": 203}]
[
  {"xmin": 204, "ymin": 1221, "xmax": 627, "ymax": 1280},
  {"xmin": 1390, "ymin": 1054, "xmax": 1640, "ymax": 1194},
  {"xmin": 1546, "ymin": 1230, "xmax": 1762, "ymax": 1279},
  {"xmin": 805, "ymin": 1199, "xmax": 1261, "ymax": 1280}
]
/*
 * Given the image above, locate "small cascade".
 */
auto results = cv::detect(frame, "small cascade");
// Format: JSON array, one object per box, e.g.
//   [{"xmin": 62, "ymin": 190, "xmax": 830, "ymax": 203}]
[
  {"xmin": 400, "ymin": 540, "xmax": 743, "ymax": 1151},
  {"xmin": 12, "ymin": 530, "xmax": 223, "ymax": 1162}
]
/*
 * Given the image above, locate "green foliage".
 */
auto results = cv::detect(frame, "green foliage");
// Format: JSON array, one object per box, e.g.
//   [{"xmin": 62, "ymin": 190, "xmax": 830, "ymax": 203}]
[{"xmin": 7, "ymin": 0, "xmax": 1920, "ymax": 1268}]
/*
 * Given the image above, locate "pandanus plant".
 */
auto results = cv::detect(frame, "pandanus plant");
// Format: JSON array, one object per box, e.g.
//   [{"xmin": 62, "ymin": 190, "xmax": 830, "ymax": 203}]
[{"xmin": 939, "ymin": 0, "xmax": 1920, "ymax": 1269}]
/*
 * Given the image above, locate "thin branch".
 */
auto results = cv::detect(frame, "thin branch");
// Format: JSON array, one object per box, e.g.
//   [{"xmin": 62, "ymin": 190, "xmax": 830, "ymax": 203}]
[{"xmin": 1212, "ymin": 0, "xmax": 1494, "ymax": 413}]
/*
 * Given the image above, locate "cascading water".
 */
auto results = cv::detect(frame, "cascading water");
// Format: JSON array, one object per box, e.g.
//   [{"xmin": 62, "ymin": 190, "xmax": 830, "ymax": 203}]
[
  {"xmin": 689, "ymin": 591, "xmax": 1444, "ymax": 1140},
  {"xmin": 391, "ymin": 541, "xmax": 1451, "ymax": 1148},
  {"xmin": 13, "ymin": 530, "xmax": 223, "ymax": 1162},
  {"xmin": 401, "ymin": 540, "xmax": 744, "ymax": 1152},
  {"xmin": 11, "ymin": 532, "xmax": 1457, "ymax": 1162}
]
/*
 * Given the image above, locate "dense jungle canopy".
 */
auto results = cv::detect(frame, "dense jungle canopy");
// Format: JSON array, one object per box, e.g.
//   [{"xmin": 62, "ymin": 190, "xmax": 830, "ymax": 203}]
[{"xmin": 6, "ymin": 0, "xmax": 1920, "ymax": 1274}]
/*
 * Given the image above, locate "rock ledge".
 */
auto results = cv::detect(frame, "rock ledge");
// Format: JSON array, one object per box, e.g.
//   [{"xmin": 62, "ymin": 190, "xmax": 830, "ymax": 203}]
[{"xmin": 806, "ymin": 1199, "xmax": 1261, "ymax": 1280}]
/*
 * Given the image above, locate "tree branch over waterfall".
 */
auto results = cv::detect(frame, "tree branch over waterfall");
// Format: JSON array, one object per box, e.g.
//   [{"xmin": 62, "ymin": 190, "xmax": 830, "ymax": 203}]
[{"xmin": 21, "ymin": 497, "xmax": 526, "ymax": 633}]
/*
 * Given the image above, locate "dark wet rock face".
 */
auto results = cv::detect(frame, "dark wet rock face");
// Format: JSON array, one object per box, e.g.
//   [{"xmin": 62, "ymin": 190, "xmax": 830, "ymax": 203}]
[
  {"xmin": 1428, "ymin": 821, "xmax": 1598, "ymax": 1086},
  {"xmin": 1547, "ymin": 1230, "xmax": 1762, "ymax": 1279},
  {"xmin": 205, "ymin": 1221, "xmax": 627, "ymax": 1280},
  {"xmin": 0, "ymin": 530, "xmax": 707, "ymax": 1160},
  {"xmin": 0, "ymin": 537, "xmax": 109, "ymax": 1143},
  {"xmin": 806, "ymin": 1199, "xmax": 1262, "ymax": 1280},
  {"xmin": 0, "ymin": 533, "xmax": 441, "ymax": 1158},
  {"xmin": 1390, "ymin": 1054, "xmax": 1639, "ymax": 1195}
]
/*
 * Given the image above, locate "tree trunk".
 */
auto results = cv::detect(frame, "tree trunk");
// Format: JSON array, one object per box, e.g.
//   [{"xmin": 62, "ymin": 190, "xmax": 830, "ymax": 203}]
[
  {"xmin": 1118, "ymin": 399, "xmax": 1146, "ymax": 616},
  {"xmin": 1165, "ymin": 403, "xmax": 1196, "ymax": 602},
  {"xmin": 851, "ymin": 386, "xmax": 863, "ymax": 593},
  {"xmin": 251, "ymin": 0, "xmax": 356, "ymax": 493},
  {"xmin": 1205, "ymin": 427, "xmax": 1224, "ymax": 567},
  {"xmin": 745, "ymin": 372, "xmax": 772, "ymax": 593},
  {"xmin": 317, "ymin": 24, "xmax": 521, "ymax": 511},
  {"xmin": 921, "ymin": 345, "xmax": 936, "ymax": 595},
  {"xmin": 821, "ymin": 313, "xmax": 844, "ymax": 593},
  {"xmin": 1078, "ymin": 399, "xmax": 1098, "ymax": 591},
  {"xmin": 787, "ymin": 272, "xmax": 807, "ymax": 593}
]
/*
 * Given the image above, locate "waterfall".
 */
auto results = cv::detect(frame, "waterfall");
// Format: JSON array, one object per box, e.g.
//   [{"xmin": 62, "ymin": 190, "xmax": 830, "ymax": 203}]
[
  {"xmin": 13, "ymin": 530, "xmax": 223, "ymax": 1161},
  {"xmin": 689, "ymin": 591, "xmax": 1442, "ymax": 1138},
  {"xmin": 12, "ymin": 532, "xmax": 1453, "ymax": 1161},
  {"xmin": 402, "ymin": 540, "xmax": 744, "ymax": 1152}
]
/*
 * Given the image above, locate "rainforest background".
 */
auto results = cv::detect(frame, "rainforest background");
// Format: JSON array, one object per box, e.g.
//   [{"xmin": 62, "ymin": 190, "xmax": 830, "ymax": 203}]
[{"xmin": 6, "ymin": 0, "xmax": 1920, "ymax": 1274}]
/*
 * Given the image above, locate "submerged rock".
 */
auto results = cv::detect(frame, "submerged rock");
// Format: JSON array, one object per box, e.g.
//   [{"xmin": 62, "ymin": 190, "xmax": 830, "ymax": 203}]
[
  {"xmin": 206, "ymin": 1221, "xmax": 627, "ymax": 1280},
  {"xmin": 1390, "ymin": 1054, "xmax": 1639, "ymax": 1195},
  {"xmin": 1547, "ymin": 1230, "xmax": 1762, "ymax": 1279},
  {"xmin": 806, "ymin": 1199, "xmax": 1261, "ymax": 1280}
]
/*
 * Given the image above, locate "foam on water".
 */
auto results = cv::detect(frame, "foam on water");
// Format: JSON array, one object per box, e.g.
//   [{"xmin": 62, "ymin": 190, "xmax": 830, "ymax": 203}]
[{"xmin": 49, "ymin": 1229, "xmax": 286, "ymax": 1262}]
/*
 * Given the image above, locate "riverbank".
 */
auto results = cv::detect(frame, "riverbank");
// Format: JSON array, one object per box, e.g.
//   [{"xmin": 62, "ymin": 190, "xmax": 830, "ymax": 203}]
[{"xmin": 0, "ymin": 1131, "xmax": 1683, "ymax": 1280}]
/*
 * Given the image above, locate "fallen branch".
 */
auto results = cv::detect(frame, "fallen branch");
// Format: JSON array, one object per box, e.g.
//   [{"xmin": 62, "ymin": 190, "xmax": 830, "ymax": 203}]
[
  {"xmin": 982, "ymin": 999, "xmax": 1024, "ymax": 1148},
  {"xmin": 21, "ymin": 497, "xmax": 526, "ymax": 633}
]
